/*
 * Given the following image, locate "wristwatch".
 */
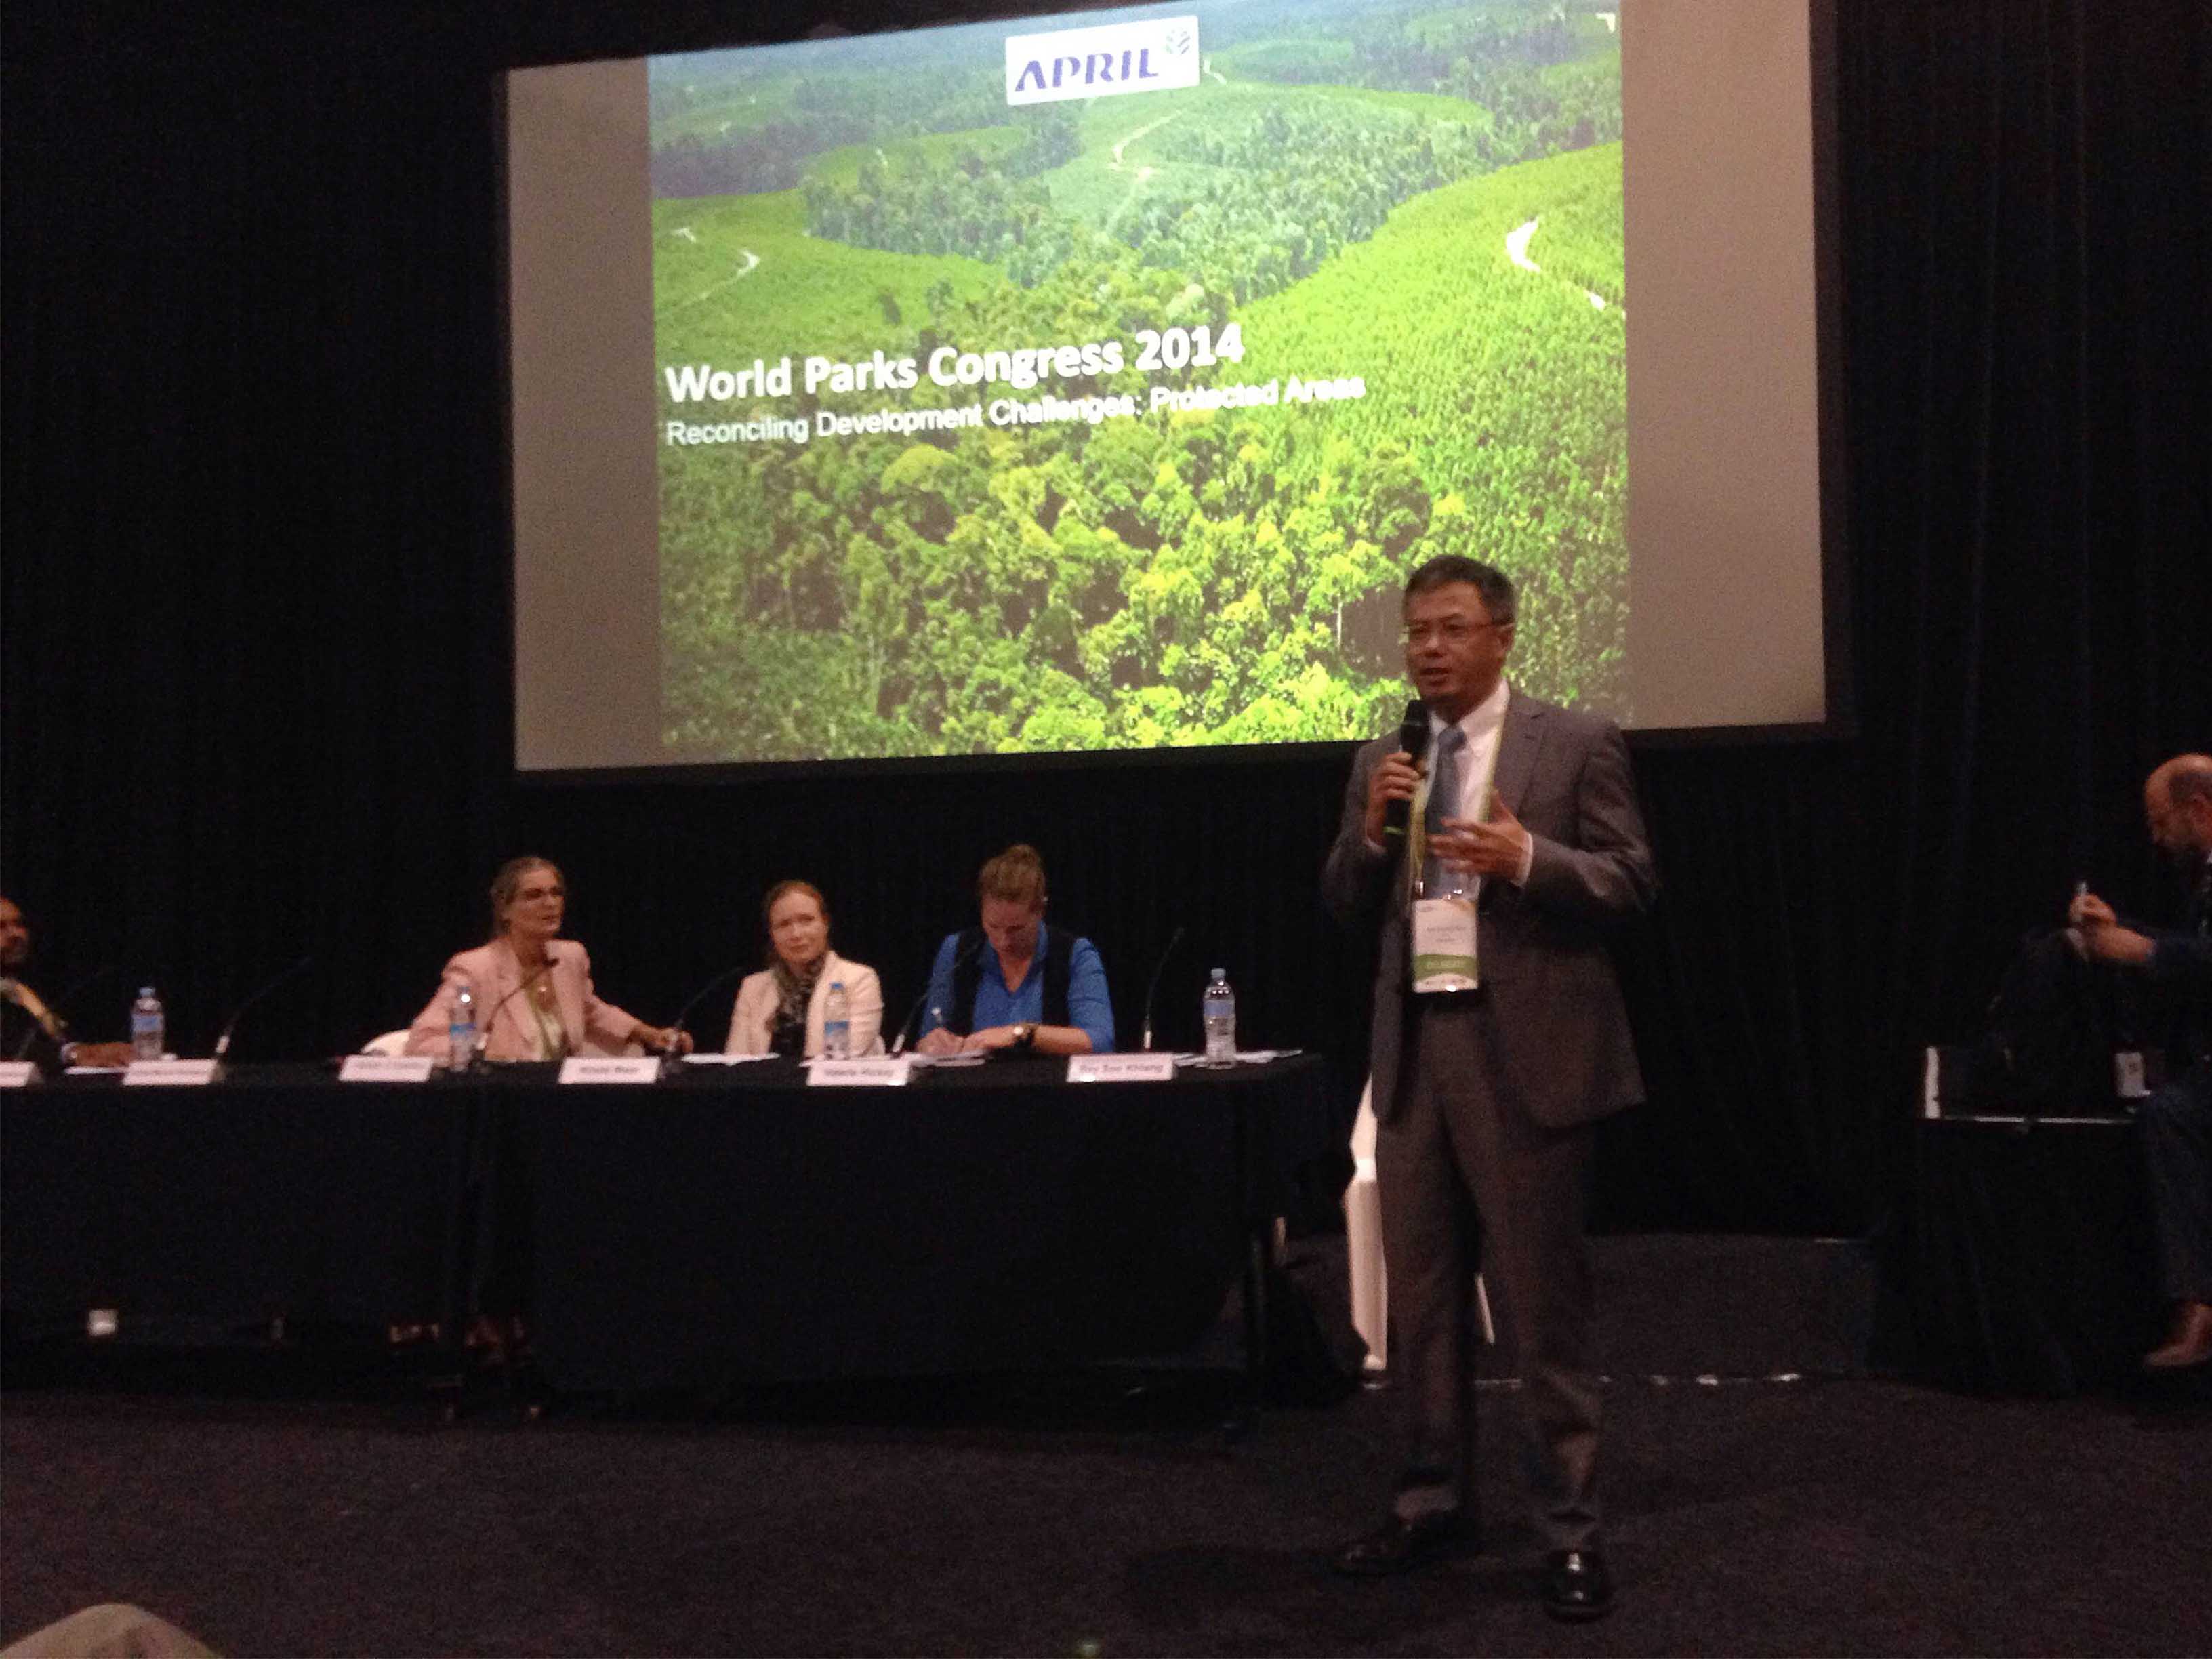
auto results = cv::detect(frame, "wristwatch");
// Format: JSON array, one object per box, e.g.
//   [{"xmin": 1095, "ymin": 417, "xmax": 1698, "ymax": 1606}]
[{"xmin": 1012, "ymin": 1023, "xmax": 1036, "ymax": 1051}]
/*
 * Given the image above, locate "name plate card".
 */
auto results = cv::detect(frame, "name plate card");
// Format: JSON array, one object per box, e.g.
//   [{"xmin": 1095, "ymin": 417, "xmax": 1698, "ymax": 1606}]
[
  {"xmin": 558, "ymin": 1057, "xmax": 663, "ymax": 1086},
  {"xmin": 1067, "ymin": 1053, "xmax": 1177, "ymax": 1083},
  {"xmin": 340, "ymin": 1054, "xmax": 437, "ymax": 1084},
  {"xmin": 0, "ymin": 1061, "xmax": 39, "ymax": 1088},
  {"xmin": 124, "ymin": 1059, "xmax": 219, "ymax": 1087},
  {"xmin": 808, "ymin": 1057, "xmax": 912, "ymax": 1087}
]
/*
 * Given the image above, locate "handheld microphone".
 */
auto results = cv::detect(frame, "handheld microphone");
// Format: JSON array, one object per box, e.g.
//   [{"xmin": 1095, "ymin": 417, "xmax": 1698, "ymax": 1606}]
[
  {"xmin": 1137, "ymin": 924, "xmax": 1187, "ymax": 1052},
  {"xmin": 890, "ymin": 933, "xmax": 986, "ymax": 1056},
  {"xmin": 665, "ymin": 960, "xmax": 753, "ymax": 1052},
  {"xmin": 213, "ymin": 955, "xmax": 316, "ymax": 1060},
  {"xmin": 1382, "ymin": 699, "xmax": 1431, "ymax": 848}
]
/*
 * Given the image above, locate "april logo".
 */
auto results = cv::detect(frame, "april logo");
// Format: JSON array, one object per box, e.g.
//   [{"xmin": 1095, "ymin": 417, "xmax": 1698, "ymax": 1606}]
[{"xmin": 1006, "ymin": 15, "xmax": 1202, "ymax": 106}]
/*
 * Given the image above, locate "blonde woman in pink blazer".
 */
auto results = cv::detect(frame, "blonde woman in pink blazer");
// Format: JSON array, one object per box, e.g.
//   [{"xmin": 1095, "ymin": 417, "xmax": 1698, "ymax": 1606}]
[
  {"xmin": 724, "ymin": 880, "xmax": 884, "ymax": 1057},
  {"xmin": 405, "ymin": 856, "xmax": 692, "ymax": 1063}
]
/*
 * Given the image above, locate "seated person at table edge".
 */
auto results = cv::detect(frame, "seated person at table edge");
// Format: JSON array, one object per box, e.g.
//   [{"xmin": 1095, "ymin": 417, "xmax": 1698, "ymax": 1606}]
[
  {"xmin": 2068, "ymin": 752, "xmax": 2212, "ymax": 1370},
  {"xmin": 726, "ymin": 880, "xmax": 884, "ymax": 1057},
  {"xmin": 916, "ymin": 844, "xmax": 1114, "ymax": 1057},
  {"xmin": 404, "ymin": 856, "xmax": 691, "ymax": 1062},
  {"xmin": 0, "ymin": 895, "xmax": 134, "ymax": 1069}
]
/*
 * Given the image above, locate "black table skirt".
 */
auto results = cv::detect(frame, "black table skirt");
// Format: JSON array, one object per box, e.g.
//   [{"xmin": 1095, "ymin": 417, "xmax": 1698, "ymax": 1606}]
[
  {"xmin": 1886, "ymin": 1115, "xmax": 2163, "ymax": 1395},
  {"xmin": 516, "ymin": 1054, "xmax": 1336, "ymax": 1389},
  {"xmin": 1, "ymin": 1057, "xmax": 1338, "ymax": 1385},
  {"xmin": 1, "ymin": 1069, "xmax": 474, "ymax": 1336}
]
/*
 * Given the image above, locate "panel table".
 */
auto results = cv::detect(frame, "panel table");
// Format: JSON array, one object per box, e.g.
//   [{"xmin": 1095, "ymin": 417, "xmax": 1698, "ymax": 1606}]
[
  {"xmin": 1, "ymin": 1057, "xmax": 1339, "ymax": 1396},
  {"xmin": 1, "ymin": 1066, "xmax": 474, "ymax": 1343}
]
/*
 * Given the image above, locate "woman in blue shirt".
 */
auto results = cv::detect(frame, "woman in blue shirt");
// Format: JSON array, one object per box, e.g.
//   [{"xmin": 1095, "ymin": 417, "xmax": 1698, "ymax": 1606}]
[{"xmin": 914, "ymin": 844, "xmax": 1114, "ymax": 1056}]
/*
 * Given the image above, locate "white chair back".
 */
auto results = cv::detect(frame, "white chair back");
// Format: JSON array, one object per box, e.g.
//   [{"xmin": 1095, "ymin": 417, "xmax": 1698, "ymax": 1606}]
[
  {"xmin": 1345, "ymin": 1080, "xmax": 1387, "ymax": 1370},
  {"xmin": 1343, "ymin": 1078, "xmax": 1492, "ymax": 1366}
]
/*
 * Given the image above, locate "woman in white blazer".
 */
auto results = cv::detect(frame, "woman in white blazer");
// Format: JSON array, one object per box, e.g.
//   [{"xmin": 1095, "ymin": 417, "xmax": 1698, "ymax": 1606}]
[{"xmin": 725, "ymin": 880, "xmax": 884, "ymax": 1057}]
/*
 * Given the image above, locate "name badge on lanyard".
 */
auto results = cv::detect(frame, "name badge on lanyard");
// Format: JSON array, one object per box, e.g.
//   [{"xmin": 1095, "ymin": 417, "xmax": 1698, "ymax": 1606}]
[
  {"xmin": 1410, "ymin": 897, "xmax": 1479, "ymax": 993},
  {"xmin": 1406, "ymin": 702, "xmax": 1502, "ymax": 996}
]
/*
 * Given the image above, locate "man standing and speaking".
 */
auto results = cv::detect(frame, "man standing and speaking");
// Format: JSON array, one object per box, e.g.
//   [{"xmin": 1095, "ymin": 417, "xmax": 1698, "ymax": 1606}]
[{"xmin": 1322, "ymin": 555, "xmax": 1656, "ymax": 1620}]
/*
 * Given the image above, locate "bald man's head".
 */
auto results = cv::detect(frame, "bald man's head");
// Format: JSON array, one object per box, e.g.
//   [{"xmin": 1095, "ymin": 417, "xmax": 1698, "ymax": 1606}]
[{"xmin": 2144, "ymin": 754, "xmax": 2212, "ymax": 863}]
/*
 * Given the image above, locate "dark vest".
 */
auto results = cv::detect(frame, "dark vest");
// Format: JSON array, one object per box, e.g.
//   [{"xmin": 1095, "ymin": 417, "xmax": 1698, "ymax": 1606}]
[{"xmin": 950, "ymin": 925, "xmax": 1073, "ymax": 1033}]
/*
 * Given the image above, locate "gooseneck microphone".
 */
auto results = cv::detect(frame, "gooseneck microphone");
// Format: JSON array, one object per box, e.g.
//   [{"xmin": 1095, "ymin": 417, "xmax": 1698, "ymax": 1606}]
[
  {"xmin": 1138, "ymin": 924, "xmax": 1187, "ymax": 1052},
  {"xmin": 890, "ymin": 933, "xmax": 985, "ymax": 1056},
  {"xmin": 1382, "ymin": 699, "xmax": 1431, "ymax": 849},
  {"xmin": 665, "ymin": 961, "xmax": 753, "ymax": 1050},
  {"xmin": 7, "ymin": 963, "xmax": 117, "ymax": 1061},
  {"xmin": 474, "ymin": 946, "xmax": 562, "ymax": 1056},
  {"xmin": 2, "ymin": 977, "xmax": 68, "ymax": 1056},
  {"xmin": 212, "ymin": 954, "xmax": 316, "ymax": 1060}
]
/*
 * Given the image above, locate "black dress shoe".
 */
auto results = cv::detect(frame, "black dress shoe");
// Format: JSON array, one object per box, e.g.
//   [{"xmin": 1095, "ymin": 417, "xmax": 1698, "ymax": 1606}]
[
  {"xmin": 1330, "ymin": 1511, "xmax": 1473, "ymax": 1577},
  {"xmin": 1542, "ymin": 1548, "xmax": 1614, "ymax": 1621}
]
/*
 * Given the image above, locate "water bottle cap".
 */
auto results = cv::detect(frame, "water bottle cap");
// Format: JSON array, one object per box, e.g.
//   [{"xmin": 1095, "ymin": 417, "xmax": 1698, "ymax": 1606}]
[
  {"xmin": 139, "ymin": 985, "xmax": 155, "ymax": 997},
  {"xmin": 1210, "ymin": 968, "xmax": 1226, "ymax": 981}
]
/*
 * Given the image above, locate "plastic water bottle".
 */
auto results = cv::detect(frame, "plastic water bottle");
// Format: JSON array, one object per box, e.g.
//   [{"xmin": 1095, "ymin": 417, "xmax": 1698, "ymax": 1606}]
[
  {"xmin": 823, "ymin": 981, "xmax": 851, "ymax": 1060},
  {"xmin": 129, "ymin": 986, "xmax": 165, "ymax": 1061},
  {"xmin": 447, "ymin": 981, "xmax": 478, "ymax": 1072},
  {"xmin": 1202, "ymin": 968, "xmax": 1236, "ymax": 1065}
]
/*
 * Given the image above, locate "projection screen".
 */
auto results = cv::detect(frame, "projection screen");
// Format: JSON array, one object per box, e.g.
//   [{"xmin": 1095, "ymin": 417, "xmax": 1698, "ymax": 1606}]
[{"xmin": 508, "ymin": 0, "xmax": 1841, "ymax": 773}]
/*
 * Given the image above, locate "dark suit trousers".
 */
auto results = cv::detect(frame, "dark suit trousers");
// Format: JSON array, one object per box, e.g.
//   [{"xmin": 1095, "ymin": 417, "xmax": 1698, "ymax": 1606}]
[
  {"xmin": 1378, "ymin": 994, "xmax": 1602, "ymax": 1551},
  {"xmin": 2142, "ymin": 1063, "xmax": 2212, "ymax": 1303}
]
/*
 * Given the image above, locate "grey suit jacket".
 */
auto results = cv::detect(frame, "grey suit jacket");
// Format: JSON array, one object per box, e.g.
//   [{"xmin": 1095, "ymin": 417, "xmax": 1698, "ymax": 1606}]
[{"xmin": 1322, "ymin": 689, "xmax": 1658, "ymax": 1128}]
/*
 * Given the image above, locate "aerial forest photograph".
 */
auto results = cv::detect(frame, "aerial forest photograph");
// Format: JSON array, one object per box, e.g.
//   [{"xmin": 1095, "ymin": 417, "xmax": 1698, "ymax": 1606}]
[{"xmin": 651, "ymin": 1, "xmax": 1626, "ymax": 762}]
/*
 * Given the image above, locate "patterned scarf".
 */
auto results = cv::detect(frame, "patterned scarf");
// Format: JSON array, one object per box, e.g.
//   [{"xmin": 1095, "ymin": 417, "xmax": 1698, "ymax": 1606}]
[{"xmin": 767, "ymin": 956, "xmax": 823, "ymax": 1058}]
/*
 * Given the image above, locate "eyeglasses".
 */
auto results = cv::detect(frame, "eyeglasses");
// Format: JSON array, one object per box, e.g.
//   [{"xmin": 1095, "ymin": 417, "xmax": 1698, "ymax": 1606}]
[{"xmin": 1403, "ymin": 619, "xmax": 1507, "ymax": 647}]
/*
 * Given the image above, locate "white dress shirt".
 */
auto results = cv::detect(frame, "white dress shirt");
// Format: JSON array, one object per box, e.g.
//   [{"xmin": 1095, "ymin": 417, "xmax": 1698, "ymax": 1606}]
[{"xmin": 1426, "ymin": 679, "xmax": 1532, "ymax": 887}]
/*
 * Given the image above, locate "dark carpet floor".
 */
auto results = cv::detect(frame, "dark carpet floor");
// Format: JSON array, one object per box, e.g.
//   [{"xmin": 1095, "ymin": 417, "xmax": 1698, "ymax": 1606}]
[{"xmin": 5, "ymin": 1361, "xmax": 2209, "ymax": 1658}]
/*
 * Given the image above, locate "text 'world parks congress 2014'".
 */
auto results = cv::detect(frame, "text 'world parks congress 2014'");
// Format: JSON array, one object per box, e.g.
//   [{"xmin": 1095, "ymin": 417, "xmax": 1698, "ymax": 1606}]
[{"xmin": 660, "ymin": 323, "xmax": 1364, "ymax": 444}]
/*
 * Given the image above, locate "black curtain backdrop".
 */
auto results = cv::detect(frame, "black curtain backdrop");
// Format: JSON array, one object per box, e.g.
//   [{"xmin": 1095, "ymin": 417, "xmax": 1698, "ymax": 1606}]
[{"xmin": 4, "ymin": 0, "xmax": 2206, "ymax": 1235}]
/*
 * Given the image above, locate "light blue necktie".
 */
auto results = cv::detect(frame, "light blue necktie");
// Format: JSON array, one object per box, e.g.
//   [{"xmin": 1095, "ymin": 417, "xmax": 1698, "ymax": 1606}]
[{"xmin": 1419, "ymin": 725, "xmax": 1465, "ymax": 898}]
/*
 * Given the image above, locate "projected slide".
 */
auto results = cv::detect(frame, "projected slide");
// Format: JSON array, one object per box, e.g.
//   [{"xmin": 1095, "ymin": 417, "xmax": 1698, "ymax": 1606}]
[{"xmin": 649, "ymin": 3, "xmax": 1626, "ymax": 762}]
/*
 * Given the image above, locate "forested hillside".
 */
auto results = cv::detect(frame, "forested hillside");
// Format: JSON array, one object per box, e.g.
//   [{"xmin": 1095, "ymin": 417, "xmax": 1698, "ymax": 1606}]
[{"xmin": 651, "ymin": 1, "xmax": 1626, "ymax": 760}]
